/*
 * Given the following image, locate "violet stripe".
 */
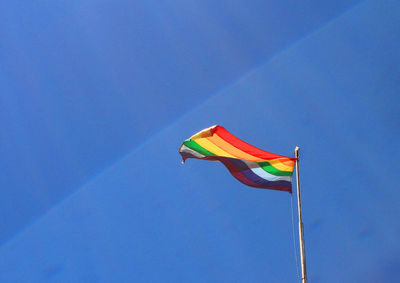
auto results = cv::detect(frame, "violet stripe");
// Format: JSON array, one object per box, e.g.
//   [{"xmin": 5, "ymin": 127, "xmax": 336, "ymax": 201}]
[
  {"xmin": 218, "ymin": 157, "xmax": 291, "ymax": 192},
  {"xmin": 224, "ymin": 157, "xmax": 292, "ymax": 188}
]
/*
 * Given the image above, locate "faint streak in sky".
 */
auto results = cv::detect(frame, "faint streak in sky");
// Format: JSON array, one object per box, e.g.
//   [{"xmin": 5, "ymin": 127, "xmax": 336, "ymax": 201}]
[{"xmin": 0, "ymin": 0, "xmax": 366, "ymax": 249}]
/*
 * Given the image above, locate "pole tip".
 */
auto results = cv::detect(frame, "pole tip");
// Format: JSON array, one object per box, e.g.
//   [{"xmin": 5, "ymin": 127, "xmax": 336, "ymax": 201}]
[{"xmin": 295, "ymin": 146, "xmax": 300, "ymax": 158}]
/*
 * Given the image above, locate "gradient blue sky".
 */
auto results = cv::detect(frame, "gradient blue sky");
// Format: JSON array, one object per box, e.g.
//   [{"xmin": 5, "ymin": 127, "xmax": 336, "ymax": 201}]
[{"xmin": 0, "ymin": 0, "xmax": 399, "ymax": 282}]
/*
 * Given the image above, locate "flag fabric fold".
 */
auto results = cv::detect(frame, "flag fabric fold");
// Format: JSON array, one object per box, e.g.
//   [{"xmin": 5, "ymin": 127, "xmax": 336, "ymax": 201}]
[{"xmin": 179, "ymin": 125, "xmax": 296, "ymax": 193}]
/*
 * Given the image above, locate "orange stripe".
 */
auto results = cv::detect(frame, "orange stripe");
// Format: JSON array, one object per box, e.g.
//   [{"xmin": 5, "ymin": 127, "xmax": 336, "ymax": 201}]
[
  {"xmin": 206, "ymin": 134, "xmax": 295, "ymax": 168},
  {"xmin": 206, "ymin": 135, "xmax": 264, "ymax": 162},
  {"xmin": 280, "ymin": 159, "xmax": 295, "ymax": 166}
]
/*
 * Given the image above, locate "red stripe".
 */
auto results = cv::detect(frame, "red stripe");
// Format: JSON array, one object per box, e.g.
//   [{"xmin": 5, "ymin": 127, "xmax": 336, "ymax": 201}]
[{"xmin": 215, "ymin": 126, "xmax": 295, "ymax": 161}]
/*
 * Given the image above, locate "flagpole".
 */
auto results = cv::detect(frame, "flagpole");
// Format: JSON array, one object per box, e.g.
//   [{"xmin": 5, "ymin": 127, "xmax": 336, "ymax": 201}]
[{"xmin": 295, "ymin": 146, "xmax": 307, "ymax": 283}]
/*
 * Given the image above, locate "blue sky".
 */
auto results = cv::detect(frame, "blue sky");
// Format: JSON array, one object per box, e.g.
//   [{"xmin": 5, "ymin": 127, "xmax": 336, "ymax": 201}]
[{"xmin": 0, "ymin": 0, "xmax": 399, "ymax": 282}]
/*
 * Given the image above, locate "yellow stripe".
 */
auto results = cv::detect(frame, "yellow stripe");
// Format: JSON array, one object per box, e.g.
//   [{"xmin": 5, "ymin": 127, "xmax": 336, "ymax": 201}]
[
  {"xmin": 195, "ymin": 136, "xmax": 294, "ymax": 172},
  {"xmin": 193, "ymin": 138, "xmax": 237, "ymax": 158},
  {"xmin": 266, "ymin": 158, "xmax": 295, "ymax": 172}
]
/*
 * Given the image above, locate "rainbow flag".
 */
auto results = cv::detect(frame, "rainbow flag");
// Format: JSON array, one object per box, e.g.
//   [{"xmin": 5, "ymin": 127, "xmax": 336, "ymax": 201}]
[{"xmin": 179, "ymin": 125, "xmax": 296, "ymax": 193}]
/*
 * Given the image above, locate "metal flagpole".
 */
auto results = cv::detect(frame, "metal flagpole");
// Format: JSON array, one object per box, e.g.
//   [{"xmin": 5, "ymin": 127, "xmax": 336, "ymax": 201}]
[{"xmin": 295, "ymin": 146, "xmax": 307, "ymax": 283}]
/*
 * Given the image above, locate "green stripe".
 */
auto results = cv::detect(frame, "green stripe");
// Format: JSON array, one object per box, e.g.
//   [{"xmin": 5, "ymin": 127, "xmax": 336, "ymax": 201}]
[
  {"xmin": 258, "ymin": 161, "xmax": 293, "ymax": 176},
  {"xmin": 183, "ymin": 140, "xmax": 216, "ymax": 157}
]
